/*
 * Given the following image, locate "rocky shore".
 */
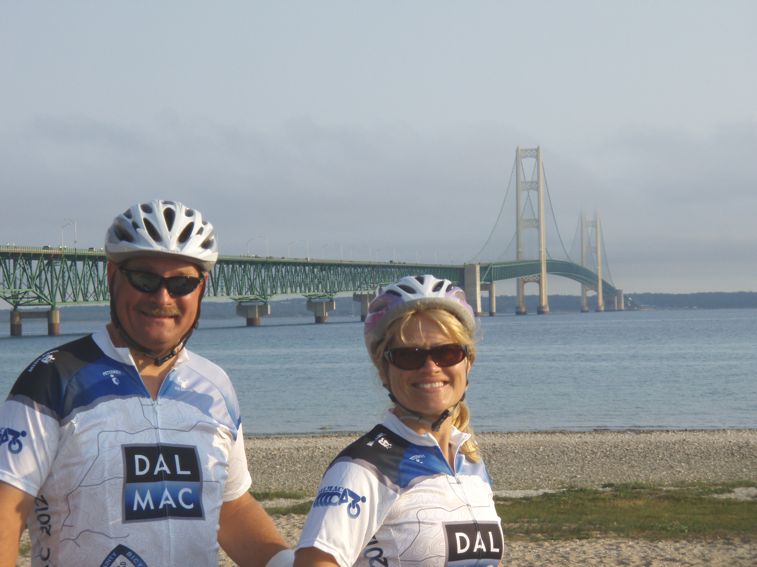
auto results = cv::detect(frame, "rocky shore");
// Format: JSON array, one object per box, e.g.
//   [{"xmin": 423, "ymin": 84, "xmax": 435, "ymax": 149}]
[{"xmin": 246, "ymin": 428, "xmax": 757, "ymax": 493}]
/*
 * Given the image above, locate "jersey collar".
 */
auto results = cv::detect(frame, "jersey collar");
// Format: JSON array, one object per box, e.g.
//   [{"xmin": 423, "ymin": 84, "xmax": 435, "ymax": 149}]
[
  {"xmin": 381, "ymin": 410, "xmax": 470, "ymax": 453},
  {"xmin": 92, "ymin": 326, "xmax": 190, "ymax": 367}
]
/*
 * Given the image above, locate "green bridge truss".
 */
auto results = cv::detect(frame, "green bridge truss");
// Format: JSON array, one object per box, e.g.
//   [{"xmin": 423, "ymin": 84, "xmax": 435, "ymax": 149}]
[
  {"xmin": 480, "ymin": 259, "xmax": 619, "ymax": 300},
  {"xmin": 0, "ymin": 246, "xmax": 618, "ymax": 309},
  {"xmin": 0, "ymin": 246, "xmax": 463, "ymax": 308}
]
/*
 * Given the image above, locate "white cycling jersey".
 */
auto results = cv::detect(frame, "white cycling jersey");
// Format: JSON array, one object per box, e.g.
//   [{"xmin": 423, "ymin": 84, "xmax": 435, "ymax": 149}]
[
  {"xmin": 297, "ymin": 412, "xmax": 504, "ymax": 567},
  {"xmin": 0, "ymin": 328, "xmax": 251, "ymax": 567}
]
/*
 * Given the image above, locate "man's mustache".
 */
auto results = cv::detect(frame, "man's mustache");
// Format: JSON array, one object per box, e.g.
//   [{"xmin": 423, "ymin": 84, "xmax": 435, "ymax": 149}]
[{"xmin": 139, "ymin": 307, "xmax": 182, "ymax": 317}]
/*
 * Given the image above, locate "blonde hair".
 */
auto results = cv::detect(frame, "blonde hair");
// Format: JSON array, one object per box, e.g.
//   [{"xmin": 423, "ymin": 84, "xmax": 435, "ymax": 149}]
[{"xmin": 369, "ymin": 306, "xmax": 482, "ymax": 463}]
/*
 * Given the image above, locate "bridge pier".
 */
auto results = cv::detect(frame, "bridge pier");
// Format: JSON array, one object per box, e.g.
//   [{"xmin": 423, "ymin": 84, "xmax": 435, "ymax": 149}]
[
  {"xmin": 482, "ymin": 282, "xmax": 496, "ymax": 316},
  {"xmin": 463, "ymin": 264, "xmax": 483, "ymax": 317},
  {"xmin": 10, "ymin": 309, "xmax": 21, "ymax": 336},
  {"xmin": 48, "ymin": 308, "xmax": 60, "ymax": 335},
  {"xmin": 615, "ymin": 289, "xmax": 625, "ymax": 311},
  {"xmin": 235, "ymin": 301, "xmax": 271, "ymax": 327},
  {"xmin": 307, "ymin": 298, "xmax": 336, "ymax": 324},
  {"xmin": 352, "ymin": 292, "xmax": 375, "ymax": 322},
  {"xmin": 516, "ymin": 279, "xmax": 527, "ymax": 315},
  {"xmin": 9, "ymin": 308, "xmax": 61, "ymax": 336},
  {"xmin": 580, "ymin": 285, "xmax": 590, "ymax": 313},
  {"xmin": 516, "ymin": 277, "xmax": 550, "ymax": 315}
]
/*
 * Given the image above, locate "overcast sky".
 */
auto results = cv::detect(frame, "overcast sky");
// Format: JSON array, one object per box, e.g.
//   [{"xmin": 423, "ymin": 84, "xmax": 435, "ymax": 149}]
[{"xmin": 1, "ymin": 1, "xmax": 755, "ymax": 294}]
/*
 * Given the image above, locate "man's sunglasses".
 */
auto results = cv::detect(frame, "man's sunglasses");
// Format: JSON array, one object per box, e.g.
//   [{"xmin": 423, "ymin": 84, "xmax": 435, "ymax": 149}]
[
  {"xmin": 383, "ymin": 344, "xmax": 468, "ymax": 371},
  {"xmin": 119, "ymin": 267, "xmax": 204, "ymax": 297}
]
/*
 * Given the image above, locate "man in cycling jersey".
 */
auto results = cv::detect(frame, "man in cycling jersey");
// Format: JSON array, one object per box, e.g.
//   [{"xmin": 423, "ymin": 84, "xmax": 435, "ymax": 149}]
[{"xmin": 0, "ymin": 200, "xmax": 293, "ymax": 567}]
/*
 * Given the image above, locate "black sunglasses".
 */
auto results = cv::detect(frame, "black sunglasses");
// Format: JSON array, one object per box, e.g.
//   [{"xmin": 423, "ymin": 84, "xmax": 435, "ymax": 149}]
[
  {"xmin": 119, "ymin": 267, "xmax": 204, "ymax": 297},
  {"xmin": 383, "ymin": 344, "xmax": 468, "ymax": 371}
]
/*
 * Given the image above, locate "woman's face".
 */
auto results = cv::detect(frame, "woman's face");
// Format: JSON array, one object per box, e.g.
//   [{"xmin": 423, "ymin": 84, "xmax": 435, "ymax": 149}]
[{"xmin": 385, "ymin": 312, "xmax": 470, "ymax": 429}]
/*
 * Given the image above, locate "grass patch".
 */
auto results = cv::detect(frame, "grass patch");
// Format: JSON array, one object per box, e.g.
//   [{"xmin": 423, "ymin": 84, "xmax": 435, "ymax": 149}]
[
  {"xmin": 251, "ymin": 490, "xmax": 308, "ymax": 501},
  {"xmin": 496, "ymin": 482, "xmax": 757, "ymax": 541},
  {"xmin": 265, "ymin": 500, "xmax": 314, "ymax": 515},
  {"xmin": 252, "ymin": 490, "xmax": 314, "ymax": 515}
]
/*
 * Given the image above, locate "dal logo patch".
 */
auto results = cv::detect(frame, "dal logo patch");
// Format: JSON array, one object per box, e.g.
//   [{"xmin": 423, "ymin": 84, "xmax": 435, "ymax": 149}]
[
  {"xmin": 445, "ymin": 522, "xmax": 503, "ymax": 563},
  {"xmin": 123, "ymin": 444, "xmax": 203, "ymax": 521}
]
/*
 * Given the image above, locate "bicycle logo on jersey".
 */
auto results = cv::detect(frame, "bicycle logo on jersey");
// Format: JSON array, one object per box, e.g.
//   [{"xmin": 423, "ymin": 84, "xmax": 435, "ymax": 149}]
[
  {"xmin": 313, "ymin": 485, "xmax": 367, "ymax": 518},
  {"xmin": 0, "ymin": 427, "xmax": 28, "ymax": 454}
]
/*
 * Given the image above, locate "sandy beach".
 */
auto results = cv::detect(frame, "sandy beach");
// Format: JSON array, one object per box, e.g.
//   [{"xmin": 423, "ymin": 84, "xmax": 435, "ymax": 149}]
[{"xmin": 17, "ymin": 429, "xmax": 757, "ymax": 566}]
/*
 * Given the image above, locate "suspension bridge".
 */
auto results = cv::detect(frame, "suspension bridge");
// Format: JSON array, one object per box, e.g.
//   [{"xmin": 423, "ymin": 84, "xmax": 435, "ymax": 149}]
[{"xmin": 1, "ymin": 146, "xmax": 623, "ymax": 336}]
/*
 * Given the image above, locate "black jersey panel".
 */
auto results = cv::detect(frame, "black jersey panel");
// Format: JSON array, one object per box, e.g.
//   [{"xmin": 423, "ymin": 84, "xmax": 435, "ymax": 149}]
[
  {"xmin": 331, "ymin": 424, "xmax": 453, "ymax": 489},
  {"xmin": 8, "ymin": 334, "xmax": 100, "ymax": 419}
]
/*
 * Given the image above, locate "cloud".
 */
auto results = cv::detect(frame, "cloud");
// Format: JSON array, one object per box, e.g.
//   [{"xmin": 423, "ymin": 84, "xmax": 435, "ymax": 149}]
[{"xmin": 2, "ymin": 112, "xmax": 755, "ymax": 291}]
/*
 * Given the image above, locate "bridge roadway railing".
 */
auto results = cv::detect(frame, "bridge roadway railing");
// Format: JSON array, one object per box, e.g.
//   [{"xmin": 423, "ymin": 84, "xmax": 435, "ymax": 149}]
[
  {"xmin": 480, "ymin": 259, "xmax": 619, "ymax": 298},
  {"xmin": 210, "ymin": 256, "xmax": 464, "ymax": 300},
  {"xmin": 1, "ymin": 245, "xmax": 620, "ymax": 334},
  {"xmin": 0, "ymin": 246, "xmax": 464, "ymax": 307},
  {"xmin": 0, "ymin": 246, "xmax": 110, "ymax": 307}
]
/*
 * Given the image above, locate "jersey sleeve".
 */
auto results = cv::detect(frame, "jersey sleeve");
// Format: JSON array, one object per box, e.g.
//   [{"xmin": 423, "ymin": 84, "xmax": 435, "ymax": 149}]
[
  {"xmin": 0, "ymin": 370, "xmax": 62, "ymax": 496},
  {"xmin": 296, "ymin": 459, "xmax": 399, "ymax": 567},
  {"xmin": 222, "ymin": 422, "xmax": 252, "ymax": 501}
]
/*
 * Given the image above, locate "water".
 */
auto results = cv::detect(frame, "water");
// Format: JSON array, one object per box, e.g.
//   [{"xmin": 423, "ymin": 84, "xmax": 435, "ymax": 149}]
[{"xmin": 1, "ymin": 309, "xmax": 755, "ymax": 435}]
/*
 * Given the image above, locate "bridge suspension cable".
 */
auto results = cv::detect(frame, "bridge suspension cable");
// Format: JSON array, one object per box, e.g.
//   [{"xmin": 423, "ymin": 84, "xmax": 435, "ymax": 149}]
[
  {"xmin": 542, "ymin": 169, "xmax": 573, "ymax": 262},
  {"xmin": 471, "ymin": 159, "xmax": 516, "ymax": 262}
]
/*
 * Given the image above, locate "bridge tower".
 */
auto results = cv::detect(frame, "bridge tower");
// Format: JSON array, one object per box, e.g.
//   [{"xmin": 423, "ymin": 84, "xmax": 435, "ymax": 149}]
[
  {"xmin": 580, "ymin": 211, "xmax": 605, "ymax": 312},
  {"xmin": 515, "ymin": 146, "xmax": 549, "ymax": 315}
]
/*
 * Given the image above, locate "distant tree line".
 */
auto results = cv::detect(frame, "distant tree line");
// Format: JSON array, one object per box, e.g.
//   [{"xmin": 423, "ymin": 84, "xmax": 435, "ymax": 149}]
[
  {"xmin": 480, "ymin": 292, "xmax": 757, "ymax": 312},
  {"xmin": 623, "ymin": 291, "xmax": 757, "ymax": 310}
]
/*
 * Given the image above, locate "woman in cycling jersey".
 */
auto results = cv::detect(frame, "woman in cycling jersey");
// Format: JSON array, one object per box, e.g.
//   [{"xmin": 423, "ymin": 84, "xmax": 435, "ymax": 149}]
[{"xmin": 295, "ymin": 274, "xmax": 504, "ymax": 567}]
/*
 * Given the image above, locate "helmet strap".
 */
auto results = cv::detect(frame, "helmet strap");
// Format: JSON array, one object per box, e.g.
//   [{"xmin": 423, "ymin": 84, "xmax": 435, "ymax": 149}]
[
  {"xmin": 108, "ymin": 278, "xmax": 205, "ymax": 367},
  {"xmin": 388, "ymin": 392, "xmax": 464, "ymax": 432}
]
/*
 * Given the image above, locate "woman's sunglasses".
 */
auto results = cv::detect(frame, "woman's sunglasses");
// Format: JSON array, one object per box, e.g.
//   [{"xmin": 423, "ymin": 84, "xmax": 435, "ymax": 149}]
[
  {"xmin": 383, "ymin": 344, "xmax": 468, "ymax": 371},
  {"xmin": 119, "ymin": 267, "xmax": 204, "ymax": 298}
]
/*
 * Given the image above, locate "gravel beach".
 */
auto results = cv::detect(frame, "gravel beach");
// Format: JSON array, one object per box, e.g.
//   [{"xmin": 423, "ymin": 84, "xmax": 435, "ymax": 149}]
[
  {"xmin": 247, "ymin": 428, "xmax": 757, "ymax": 493},
  {"xmin": 17, "ymin": 429, "xmax": 757, "ymax": 566}
]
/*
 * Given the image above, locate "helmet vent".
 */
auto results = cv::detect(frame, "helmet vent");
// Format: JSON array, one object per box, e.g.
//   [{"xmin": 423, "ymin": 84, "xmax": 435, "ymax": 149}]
[
  {"xmin": 114, "ymin": 225, "xmax": 135, "ymax": 243},
  {"xmin": 177, "ymin": 223, "xmax": 194, "ymax": 244},
  {"xmin": 143, "ymin": 219, "xmax": 162, "ymax": 243},
  {"xmin": 163, "ymin": 207, "xmax": 176, "ymax": 231},
  {"xmin": 397, "ymin": 284, "xmax": 415, "ymax": 294},
  {"xmin": 105, "ymin": 200, "xmax": 218, "ymax": 271},
  {"xmin": 432, "ymin": 281, "xmax": 446, "ymax": 292}
]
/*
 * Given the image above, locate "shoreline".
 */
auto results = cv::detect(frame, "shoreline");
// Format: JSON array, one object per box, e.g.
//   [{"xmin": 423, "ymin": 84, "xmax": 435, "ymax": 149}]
[
  {"xmin": 246, "ymin": 428, "xmax": 757, "ymax": 494},
  {"xmin": 246, "ymin": 426, "xmax": 757, "ymax": 439}
]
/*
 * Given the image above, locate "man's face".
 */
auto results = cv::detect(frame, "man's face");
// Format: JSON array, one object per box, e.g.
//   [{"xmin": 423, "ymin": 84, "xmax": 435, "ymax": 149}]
[{"xmin": 108, "ymin": 256, "xmax": 205, "ymax": 355}]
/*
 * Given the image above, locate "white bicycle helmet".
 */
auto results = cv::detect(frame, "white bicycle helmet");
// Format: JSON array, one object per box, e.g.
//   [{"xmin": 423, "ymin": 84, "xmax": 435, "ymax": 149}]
[
  {"xmin": 105, "ymin": 200, "xmax": 218, "ymax": 271},
  {"xmin": 364, "ymin": 274, "xmax": 476, "ymax": 351}
]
